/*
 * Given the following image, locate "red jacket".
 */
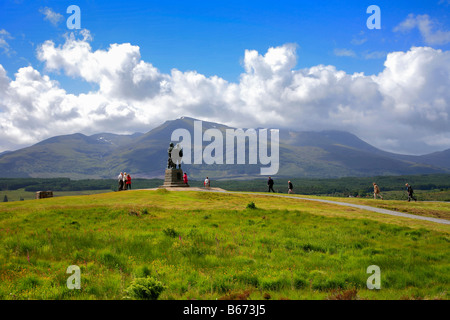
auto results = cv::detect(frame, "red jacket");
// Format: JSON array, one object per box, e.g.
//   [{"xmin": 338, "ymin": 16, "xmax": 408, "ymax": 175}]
[{"xmin": 126, "ymin": 175, "xmax": 131, "ymax": 184}]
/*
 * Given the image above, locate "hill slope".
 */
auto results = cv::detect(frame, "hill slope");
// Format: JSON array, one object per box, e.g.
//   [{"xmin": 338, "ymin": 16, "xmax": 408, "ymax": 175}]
[{"xmin": 0, "ymin": 190, "xmax": 448, "ymax": 300}]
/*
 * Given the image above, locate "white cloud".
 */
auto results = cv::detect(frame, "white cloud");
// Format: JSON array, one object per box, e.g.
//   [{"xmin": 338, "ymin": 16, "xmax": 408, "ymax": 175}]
[
  {"xmin": 0, "ymin": 29, "xmax": 13, "ymax": 55},
  {"xmin": 394, "ymin": 14, "xmax": 450, "ymax": 45},
  {"xmin": 351, "ymin": 38, "xmax": 367, "ymax": 46},
  {"xmin": 333, "ymin": 48, "xmax": 357, "ymax": 57},
  {"xmin": 0, "ymin": 34, "xmax": 449, "ymax": 155},
  {"xmin": 363, "ymin": 51, "xmax": 387, "ymax": 60},
  {"xmin": 39, "ymin": 7, "xmax": 64, "ymax": 26}
]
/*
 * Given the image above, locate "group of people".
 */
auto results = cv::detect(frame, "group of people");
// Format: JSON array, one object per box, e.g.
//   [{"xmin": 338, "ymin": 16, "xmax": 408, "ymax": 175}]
[
  {"xmin": 267, "ymin": 177, "xmax": 418, "ymax": 202},
  {"xmin": 117, "ymin": 172, "xmax": 132, "ymax": 191},
  {"xmin": 117, "ymin": 171, "xmax": 417, "ymax": 201},
  {"xmin": 181, "ymin": 172, "xmax": 210, "ymax": 188},
  {"xmin": 267, "ymin": 176, "xmax": 294, "ymax": 194},
  {"xmin": 372, "ymin": 182, "xmax": 417, "ymax": 201}
]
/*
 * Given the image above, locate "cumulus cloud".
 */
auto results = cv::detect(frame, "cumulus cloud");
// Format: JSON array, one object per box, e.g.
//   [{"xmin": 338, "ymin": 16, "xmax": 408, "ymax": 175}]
[
  {"xmin": 0, "ymin": 33, "xmax": 449, "ymax": 155},
  {"xmin": 39, "ymin": 7, "xmax": 64, "ymax": 26},
  {"xmin": 394, "ymin": 14, "xmax": 450, "ymax": 45}
]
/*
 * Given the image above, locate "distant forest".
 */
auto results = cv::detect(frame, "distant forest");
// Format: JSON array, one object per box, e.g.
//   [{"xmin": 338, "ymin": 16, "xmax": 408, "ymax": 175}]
[{"xmin": 1, "ymin": 174, "xmax": 449, "ymax": 197}]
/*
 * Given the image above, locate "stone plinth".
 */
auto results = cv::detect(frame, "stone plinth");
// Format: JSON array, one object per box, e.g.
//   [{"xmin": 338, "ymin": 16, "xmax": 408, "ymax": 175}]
[{"xmin": 159, "ymin": 168, "xmax": 189, "ymax": 188}]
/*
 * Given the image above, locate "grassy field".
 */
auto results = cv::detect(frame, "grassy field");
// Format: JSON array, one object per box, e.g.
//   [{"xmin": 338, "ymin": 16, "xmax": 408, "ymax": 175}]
[
  {"xmin": 288, "ymin": 194, "xmax": 450, "ymax": 221},
  {"xmin": 0, "ymin": 189, "xmax": 449, "ymax": 300}
]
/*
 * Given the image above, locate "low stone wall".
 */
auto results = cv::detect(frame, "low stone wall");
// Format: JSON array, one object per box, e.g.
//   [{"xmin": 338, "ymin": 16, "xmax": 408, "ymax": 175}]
[{"xmin": 36, "ymin": 191, "xmax": 53, "ymax": 199}]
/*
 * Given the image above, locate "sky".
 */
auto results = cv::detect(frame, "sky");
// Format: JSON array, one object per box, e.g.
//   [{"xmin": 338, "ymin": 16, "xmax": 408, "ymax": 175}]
[{"xmin": 0, "ymin": 0, "xmax": 449, "ymax": 155}]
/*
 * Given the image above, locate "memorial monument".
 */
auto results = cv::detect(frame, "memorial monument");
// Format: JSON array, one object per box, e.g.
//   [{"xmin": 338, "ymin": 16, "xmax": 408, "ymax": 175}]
[{"xmin": 160, "ymin": 142, "xmax": 190, "ymax": 188}]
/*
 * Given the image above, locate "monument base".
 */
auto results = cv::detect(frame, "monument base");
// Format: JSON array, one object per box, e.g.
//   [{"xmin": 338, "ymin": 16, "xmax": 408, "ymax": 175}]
[{"xmin": 159, "ymin": 168, "xmax": 190, "ymax": 188}]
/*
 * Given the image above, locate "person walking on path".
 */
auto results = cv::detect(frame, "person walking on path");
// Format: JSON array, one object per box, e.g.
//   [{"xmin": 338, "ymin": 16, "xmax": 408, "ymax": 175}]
[
  {"xmin": 126, "ymin": 174, "xmax": 132, "ymax": 190},
  {"xmin": 268, "ymin": 176, "xmax": 275, "ymax": 192},
  {"xmin": 373, "ymin": 182, "xmax": 383, "ymax": 200},
  {"xmin": 405, "ymin": 183, "xmax": 417, "ymax": 202},
  {"xmin": 204, "ymin": 177, "xmax": 210, "ymax": 188},
  {"xmin": 288, "ymin": 180, "xmax": 294, "ymax": 194},
  {"xmin": 118, "ymin": 172, "xmax": 124, "ymax": 191},
  {"xmin": 183, "ymin": 172, "xmax": 188, "ymax": 185}
]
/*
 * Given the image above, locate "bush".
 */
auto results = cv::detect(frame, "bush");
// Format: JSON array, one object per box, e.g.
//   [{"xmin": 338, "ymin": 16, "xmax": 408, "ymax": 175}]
[
  {"xmin": 125, "ymin": 277, "xmax": 166, "ymax": 300},
  {"xmin": 163, "ymin": 227, "xmax": 179, "ymax": 238},
  {"xmin": 246, "ymin": 202, "xmax": 256, "ymax": 209}
]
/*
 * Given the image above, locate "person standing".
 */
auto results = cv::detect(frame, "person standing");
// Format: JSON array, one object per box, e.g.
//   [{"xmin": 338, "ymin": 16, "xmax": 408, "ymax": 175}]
[
  {"xmin": 268, "ymin": 176, "xmax": 275, "ymax": 192},
  {"xmin": 118, "ymin": 172, "xmax": 124, "ymax": 191},
  {"xmin": 126, "ymin": 174, "xmax": 132, "ymax": 190},
  {"xmin": 183, "ymin": 172, "xmax": 188, "ymax": 185},
  {"xmin": 373, "ymin": 182, "xmax": 383, "ymax": 200},
  {"xmin": 405, "ymin": 183, "xmax": 417, "ymax": 202},
  {"xmin": 288, "ymin": 180, "xmax": 294, "ymax": 194},
  {"xmin": 204, "ymin": 177, "xmax": 210, "ymax": 188},
  {"xmin": 123, "ymin": 172, "xmax": 128, "ymax": 190}
]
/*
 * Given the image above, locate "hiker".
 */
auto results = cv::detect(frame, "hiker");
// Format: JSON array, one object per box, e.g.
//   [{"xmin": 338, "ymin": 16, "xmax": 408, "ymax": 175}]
[
  {"xmin": 405, "ymin": 183, "xmax": 417, "ymax": 202},
  {"xmin": 183, "ymin": 172, "xmax": 188, "ymax": 185},
  {"xmin": 123, "ymin": 172, "xmax": 128, "ymax": 190},
  {"xmin": 373, "ymin": 182, "xmax": 383, "ymax": 200},
  {"xmin": 204, "ymin": 177, "xmax": 210, "ymax": 188},
  {"xmin": 268, "ymin": 176, "xmax": 275, "ymax": 192},
  {"xmin": 118, "ymin": 172, "xmax": 124, "ymax": 191},
  {"xmin": 288, "ymin": 180, "xmax": 294, "ymax": 194},
  {"xmin": 126, "ymin": 174, "xmax": 131, "ymax": 190}
]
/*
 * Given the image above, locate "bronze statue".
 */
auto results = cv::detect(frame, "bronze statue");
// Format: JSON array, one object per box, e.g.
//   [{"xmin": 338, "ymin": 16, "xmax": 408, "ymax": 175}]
[{"xmin": 167, "ymin": 142, "xmax": 183, "ymax": 169}]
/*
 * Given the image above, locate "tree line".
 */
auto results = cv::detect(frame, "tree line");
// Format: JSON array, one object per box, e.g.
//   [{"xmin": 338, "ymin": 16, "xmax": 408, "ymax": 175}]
[{"xmin": 1, "ymin": 174, "xmax": 449, "ymax": 196}]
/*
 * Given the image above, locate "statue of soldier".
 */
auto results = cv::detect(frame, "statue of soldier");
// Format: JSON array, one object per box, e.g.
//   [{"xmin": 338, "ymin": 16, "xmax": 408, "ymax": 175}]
[
  {"xmin": 172, "ymin": 143, "xmax": 183, "ymax": 169},
  {"xmin": 167, "ymin": 142, "xmax": 183, "ymax": 169},
  {"xmin": 167, "ymin": 143, "xmax": 175, "ymax": 169}
]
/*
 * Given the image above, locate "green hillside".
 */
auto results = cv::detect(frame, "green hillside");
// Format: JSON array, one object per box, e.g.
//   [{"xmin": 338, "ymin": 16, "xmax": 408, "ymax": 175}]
[{"xmin": 0, "ymin": 190, "xmax": 448, "ymax": 300}]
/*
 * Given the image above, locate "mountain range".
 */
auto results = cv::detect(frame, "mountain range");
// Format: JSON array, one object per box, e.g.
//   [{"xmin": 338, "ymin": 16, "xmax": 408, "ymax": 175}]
[{"xmin": 0, "ymin": 117, "xmax": 449, "ymax": 180}]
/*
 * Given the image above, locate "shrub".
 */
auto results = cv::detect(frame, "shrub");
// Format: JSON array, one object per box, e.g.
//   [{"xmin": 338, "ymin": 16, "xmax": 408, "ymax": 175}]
[
  {"xmin": 125, "ymin": 277, "xmax": 166, "ymax": 300},
  {"xmin": 246, "ymin": 202, "xmax": 256, "ymax": 209},
  {"xmin": 163, "ymin": 227, "xmax": 179, "ymax": 238}
]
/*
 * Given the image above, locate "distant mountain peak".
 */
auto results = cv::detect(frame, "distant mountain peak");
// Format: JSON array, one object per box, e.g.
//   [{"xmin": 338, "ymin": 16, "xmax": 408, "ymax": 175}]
[{"xmin": 0, "ymin": 118, "xmax": 449, "ymax": 179}]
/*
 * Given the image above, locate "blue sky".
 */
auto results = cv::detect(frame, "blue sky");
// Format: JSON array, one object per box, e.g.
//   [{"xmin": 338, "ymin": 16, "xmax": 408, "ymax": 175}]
[
  {"xmin": 2, "ymin": 0, "xmax": 449, "ymax": 85},
  {"xmin": 0, "ymin": 0, "xmax": 449, "ymax": 154}
]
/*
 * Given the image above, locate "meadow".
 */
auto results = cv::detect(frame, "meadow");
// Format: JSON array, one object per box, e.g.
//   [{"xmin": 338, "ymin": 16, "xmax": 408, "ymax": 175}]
[{"xmin": 0, "ymin": 189, "xmax": 448, "ymax": 300}]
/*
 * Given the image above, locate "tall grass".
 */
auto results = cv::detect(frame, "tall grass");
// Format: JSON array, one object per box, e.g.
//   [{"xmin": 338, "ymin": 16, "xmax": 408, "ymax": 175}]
[{"xmin": 0, "ymin": 190, "xmax": 448, "ymax": 300}]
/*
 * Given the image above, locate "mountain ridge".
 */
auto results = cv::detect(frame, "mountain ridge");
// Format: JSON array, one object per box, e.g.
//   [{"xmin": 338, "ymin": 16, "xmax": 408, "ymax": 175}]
[{"xmin": 0, "ymin": 117, "xmax": 448, "ymax": 179}]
